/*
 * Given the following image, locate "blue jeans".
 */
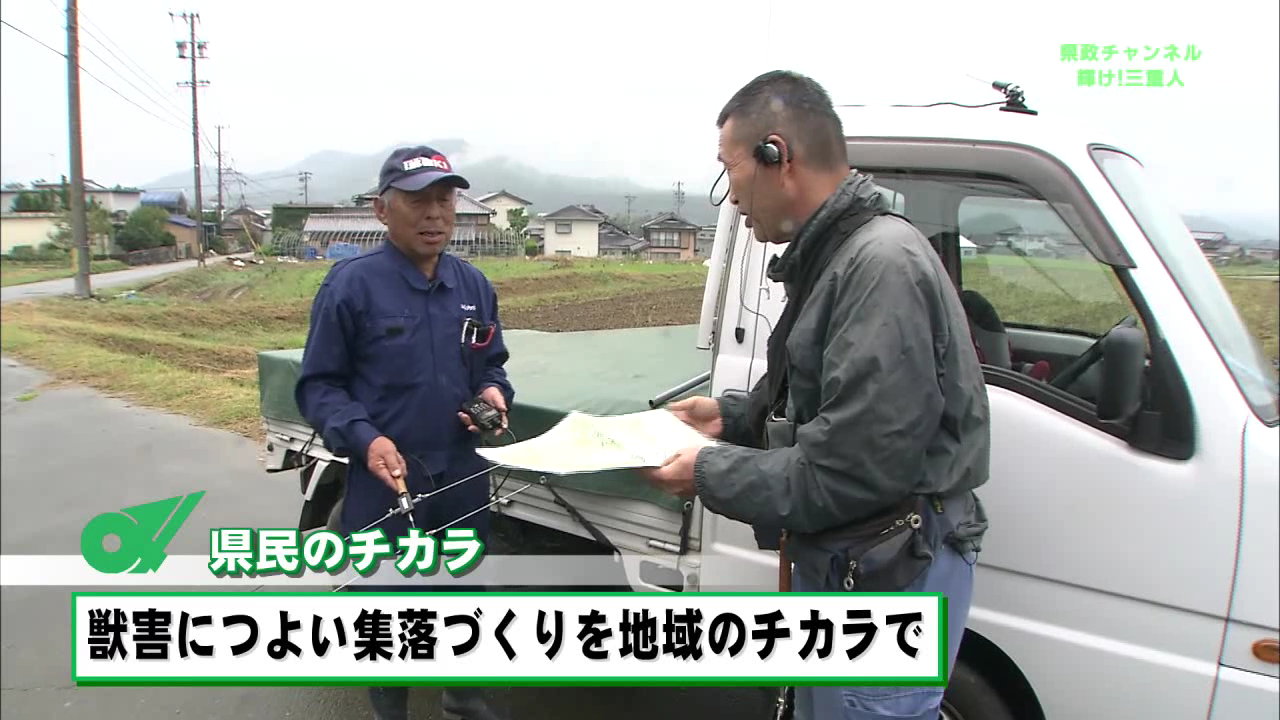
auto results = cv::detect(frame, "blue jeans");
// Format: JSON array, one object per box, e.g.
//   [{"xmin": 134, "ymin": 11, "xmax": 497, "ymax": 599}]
[{"xmin": 791, "ymin": 543, "xmax": 975, "ymax": 720}]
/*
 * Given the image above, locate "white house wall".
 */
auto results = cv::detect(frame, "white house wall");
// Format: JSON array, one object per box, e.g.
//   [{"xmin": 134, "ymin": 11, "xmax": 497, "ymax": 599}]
[
  {"xmin": 543, "ymin": 219, "xmax": 600, "ymax": 257},
  {"xmin": 0, "ymin": 214, "xmax": 58, "ymax": 254},
  {"xmin": 91, "ymin": 191, "xmax": 142, "ymax": 215},
  {"xmin": 485, "ymin": 197, "xmax": 528, "ymax": 229},
  {"xmin": 0, "ymin": 190, "xmax": 141, "ymax": 216}
]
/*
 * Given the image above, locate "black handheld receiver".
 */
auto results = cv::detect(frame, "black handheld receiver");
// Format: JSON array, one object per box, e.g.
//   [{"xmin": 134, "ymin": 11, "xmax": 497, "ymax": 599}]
[{"xmin": 461, "ymin": 396, "xmax": 504, "ymax": 434}]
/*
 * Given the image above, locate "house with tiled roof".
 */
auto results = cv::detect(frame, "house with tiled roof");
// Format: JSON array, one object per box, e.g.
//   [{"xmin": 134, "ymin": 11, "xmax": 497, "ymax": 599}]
[
  {"xmin": 474, "ymin": 190, "xmax": 533, "ymax": 231},
  {"xmin": 542, "ymin": 204, "xmax": 607, "ymax": 257},
  {"xmin": 539, "ymin": 204, "xmax": 651, "ymax": 258},
  {"xmin": 640, "ymin": 212, "xmax": 700, "ymax": 261},
  {"xmin": 1190, "ymin": 230, "xmax": 1244, "ymax": 264},
  {"xmin": 598, "ymin": 219, "xmax": 647, "ymax": 257},
  {"xmin": 301, "ymin": 190, "xmax": 499, "ymax": 257},
  {"xmin": 141, "ymin": 191, "xmax": 189, "ymax": 215}
]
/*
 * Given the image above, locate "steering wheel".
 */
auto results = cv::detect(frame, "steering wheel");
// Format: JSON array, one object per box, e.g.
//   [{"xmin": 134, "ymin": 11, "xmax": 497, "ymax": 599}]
[{"xmin": 1048, "ymin": 315, "xmax": 1139, "ymax": 391}]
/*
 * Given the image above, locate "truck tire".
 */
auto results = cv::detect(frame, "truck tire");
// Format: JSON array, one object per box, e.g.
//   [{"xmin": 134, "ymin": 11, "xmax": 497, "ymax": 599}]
[{"xmin": 940, "ymin": 660, "xmax": 1017, "ymax": 720}]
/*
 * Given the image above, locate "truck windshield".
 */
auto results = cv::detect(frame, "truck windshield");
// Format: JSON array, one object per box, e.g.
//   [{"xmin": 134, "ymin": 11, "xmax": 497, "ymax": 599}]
[{"xmin": 1091, "ymin": 147, "xmax": 1280, "ymax": 425}]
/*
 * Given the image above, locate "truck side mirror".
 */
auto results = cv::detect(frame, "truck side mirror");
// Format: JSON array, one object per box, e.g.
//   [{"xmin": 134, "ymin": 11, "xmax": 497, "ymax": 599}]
[{"xmin": 1097, "ymin": 325, "xmax": 1147, "ymax": 422}]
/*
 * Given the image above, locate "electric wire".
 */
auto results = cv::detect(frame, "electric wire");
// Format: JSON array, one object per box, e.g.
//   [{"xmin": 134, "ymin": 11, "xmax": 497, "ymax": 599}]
[{"xmin": 0, "ymin": 18, "xmax": 189, "ymax": 135}]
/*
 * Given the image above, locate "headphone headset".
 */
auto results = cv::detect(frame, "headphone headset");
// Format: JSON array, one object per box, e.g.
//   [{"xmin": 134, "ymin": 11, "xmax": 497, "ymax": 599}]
[{"xmin": 754, "ymin": 135, "xmax": 785, "ymax": 166}]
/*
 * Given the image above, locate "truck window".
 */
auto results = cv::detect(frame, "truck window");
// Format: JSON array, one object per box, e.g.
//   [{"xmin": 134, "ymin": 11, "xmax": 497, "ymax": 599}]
[
  {"xmin": 957, "ymin": 196, "xmax": 1142, "ymax": 338},
  {"xmin": 1091, "ymin": 147, "xmax": 1280, "ymax": 425},
  {"xmin": 871, "ymin": 170, "xmax": 1150, "ymax": 422},
  {"xmin": 873, "ymin": 184, "xmax": 906, "ymax": 213}
]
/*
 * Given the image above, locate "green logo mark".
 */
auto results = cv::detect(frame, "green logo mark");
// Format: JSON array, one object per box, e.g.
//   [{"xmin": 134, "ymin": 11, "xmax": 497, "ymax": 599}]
[{"xmin": 80, "ymin": 492, "xmax": 205, "ymax": 574}]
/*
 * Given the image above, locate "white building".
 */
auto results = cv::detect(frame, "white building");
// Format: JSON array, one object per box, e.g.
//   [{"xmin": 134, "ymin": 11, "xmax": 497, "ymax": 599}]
[
  {"xmin": 474, "ymin": 190, "xmax": 533, "ymax": 230},
  {"xmin": 541, "ymin": 204, "xmax": 606, "ymax": 257},
  {"xmin": 0, "ymin": 179, "xmax": 143, "ymax": 220}
]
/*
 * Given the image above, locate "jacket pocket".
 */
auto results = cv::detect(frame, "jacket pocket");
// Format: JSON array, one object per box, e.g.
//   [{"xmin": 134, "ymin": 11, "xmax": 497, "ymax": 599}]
[
  {"xmin": 790, "ymin": 497, "xmax": 937, "ymax": 593},
  {"xmin": 362, "ymin": 314, "xmax": 424, "ymax": 387}
]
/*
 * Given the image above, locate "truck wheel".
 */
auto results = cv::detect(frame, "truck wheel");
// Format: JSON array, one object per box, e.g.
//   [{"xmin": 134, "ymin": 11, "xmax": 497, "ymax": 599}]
[{"xmin": 940, "ymin": 660, "xmax": 1016, "ymax": 720}]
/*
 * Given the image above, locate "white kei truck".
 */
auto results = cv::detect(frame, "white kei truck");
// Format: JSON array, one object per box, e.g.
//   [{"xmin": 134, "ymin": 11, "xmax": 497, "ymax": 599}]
[{"xmin": 257, "ymin": 87, "xmax": 1280, "ymax": 719}]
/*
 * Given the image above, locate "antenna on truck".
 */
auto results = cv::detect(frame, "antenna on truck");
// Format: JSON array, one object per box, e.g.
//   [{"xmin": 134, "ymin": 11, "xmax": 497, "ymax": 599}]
[
  {"xmin": 837, "ymin": 76, "xmax": 1040, "ymax": 115},
  {"xmin": 991, "ymin": 79, "xmax": 1038, "ymax": 116}
]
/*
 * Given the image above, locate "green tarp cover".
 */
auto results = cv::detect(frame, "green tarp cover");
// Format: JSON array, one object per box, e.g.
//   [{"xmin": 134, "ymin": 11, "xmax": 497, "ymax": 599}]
[{"xmin": 257, "ymin": 324, "xmax": 711, "ymax": 511}]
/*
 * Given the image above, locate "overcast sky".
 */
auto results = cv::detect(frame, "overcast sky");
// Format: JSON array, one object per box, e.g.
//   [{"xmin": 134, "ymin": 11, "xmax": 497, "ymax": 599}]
[{"xmin": 1, "ymin": 0, "xmax": 1276, "ymax": 227}]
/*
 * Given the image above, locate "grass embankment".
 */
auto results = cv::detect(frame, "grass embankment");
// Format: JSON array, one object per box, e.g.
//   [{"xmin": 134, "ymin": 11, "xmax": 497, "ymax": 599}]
[
  {"xmin": 0, "ymin": 259, "xmax": 130, "ymax": 287},
  {"xmin": 0, "ymin": 257, "xmax": 709, "ymax": 437},
  {"xmin": 1, "ymin": 254, "xmax": 1275, "ymax": 439}
]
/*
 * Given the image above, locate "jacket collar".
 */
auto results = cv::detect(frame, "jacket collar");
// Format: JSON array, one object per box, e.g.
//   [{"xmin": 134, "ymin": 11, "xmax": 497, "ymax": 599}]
[
  {"xmin": 766, "ymin": 172, "xmax": 887, "ymax": 287},
  {"xmin": 382, "ymin": 239, "xmax": 458, "ymax": 291}
]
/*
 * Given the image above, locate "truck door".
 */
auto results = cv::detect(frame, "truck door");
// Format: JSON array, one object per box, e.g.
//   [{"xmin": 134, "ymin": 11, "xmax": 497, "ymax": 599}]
[
  {"xmin": 702, "ymin": 136, "xmax": 1248, "ymax": 719},
  {"xmin": 857, "ymin": 141, "xmax": 1242, "ymax": 720}
]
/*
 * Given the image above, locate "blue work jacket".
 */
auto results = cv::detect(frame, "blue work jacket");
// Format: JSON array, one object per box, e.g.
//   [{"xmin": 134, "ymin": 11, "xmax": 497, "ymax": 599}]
[{"xmin": 294, "ymin": 241, "xmax": 514, "ymax": 540}]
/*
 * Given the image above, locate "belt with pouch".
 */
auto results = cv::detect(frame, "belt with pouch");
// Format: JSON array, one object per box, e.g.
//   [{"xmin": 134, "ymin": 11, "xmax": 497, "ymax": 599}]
[
  {"xmin": 763, "ymin": 397, "xmax": 974, "ymax": 593},
  {"xmin": 787, "ymin": 493, "xmax": 944, "ymax": 593}
]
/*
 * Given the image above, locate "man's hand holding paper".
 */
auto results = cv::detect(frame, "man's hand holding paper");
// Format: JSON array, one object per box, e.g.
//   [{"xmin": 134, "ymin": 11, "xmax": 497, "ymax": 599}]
[
  {"xmin": 473, "ymin": 402, "xmax": 718, "ymax": 476},
  {"xmin": 635, "ymin": 396, "xmax": 724, "ymax": 497}
]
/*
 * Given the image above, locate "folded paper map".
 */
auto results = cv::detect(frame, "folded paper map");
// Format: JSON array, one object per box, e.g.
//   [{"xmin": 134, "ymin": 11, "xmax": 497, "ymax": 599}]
[{"xmin": 475, "ymin": 409, "xmax": 718, "ymax": 475}]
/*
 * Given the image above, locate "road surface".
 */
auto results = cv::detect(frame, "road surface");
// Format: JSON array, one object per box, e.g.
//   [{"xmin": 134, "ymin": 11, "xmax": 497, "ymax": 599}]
[
  {"xmin": 1, "ymin": 256, "xmax": 244, "ymax": 303},
  {"xmin": 0, "ymin": 358, "xmax": 771, "ymax": 719}
]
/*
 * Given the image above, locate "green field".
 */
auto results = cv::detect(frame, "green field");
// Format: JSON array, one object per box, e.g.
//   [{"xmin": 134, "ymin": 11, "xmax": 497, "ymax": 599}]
[
  {"xmin": 1, "ymin": 253, "xmax": 1275, "ymax": 439},
  {"xmin": 959, "ymin": 254, "xmax": 1278, "ymax": 362},
  {"xmin": 0, "ymin": 258, "xmax": 130, "ymax": 287},
  {"xmin": 1217, "ymin": 261, "xmax": 1280, "ymax": 277},
  {"xmin": 0, "ymin": 257, "xmax": 709, "ymax": 436}
]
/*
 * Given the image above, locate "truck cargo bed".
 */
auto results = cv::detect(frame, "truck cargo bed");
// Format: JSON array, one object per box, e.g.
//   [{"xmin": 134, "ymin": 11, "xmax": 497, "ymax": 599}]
[{"xmin": 257, "ymin": 323, "xmax": 711, "ymax": 514}]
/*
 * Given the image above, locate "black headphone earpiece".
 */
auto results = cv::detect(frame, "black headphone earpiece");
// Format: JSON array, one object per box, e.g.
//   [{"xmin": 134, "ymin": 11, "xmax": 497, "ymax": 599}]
[{"xmin": 754, "ymin": 137, "xmax": 783, "ymax": 165}]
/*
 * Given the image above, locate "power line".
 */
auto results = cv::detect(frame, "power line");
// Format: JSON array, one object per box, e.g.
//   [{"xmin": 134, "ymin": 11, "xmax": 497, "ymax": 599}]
[
  {"xmin": 40, "ymin": 0, "xmax": 189, "ymax": 128},
  {"xmin": 40, "ymin": 0, "xmax": 192, "ymax": 134},
  {"xmin": 1, "ymin": 18, "xmax": 188, "ymax": 135},
  {"xmin": 0, "ymin": 18, "xmax": 60, "ymax": 54}
]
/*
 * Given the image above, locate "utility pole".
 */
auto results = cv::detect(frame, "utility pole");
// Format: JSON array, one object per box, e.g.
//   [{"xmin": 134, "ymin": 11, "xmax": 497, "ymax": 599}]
[
  {"xmin": 672, "ymin": 181, "xmax": 686, "ymax": 217},
  {"xmin": 173, "ymin": 11, "xmax": 208, "ymax": 267},
  {"xmin": 66, "ymin": 0, "xmax": 91, "ymax": 298},
  {"xmin": 298, "ymin": 171, "xmax": 312, "ymax": 204},
  {"xmin": 623, "ymin": 193, "xmax": 636, "ymax": 233},
  {"xmin": 215, "ymin": 124, "xmax": 226, "ymax": 221}
]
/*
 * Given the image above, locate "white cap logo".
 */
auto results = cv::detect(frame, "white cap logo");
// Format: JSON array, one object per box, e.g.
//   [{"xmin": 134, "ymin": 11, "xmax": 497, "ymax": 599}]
[{"xmin": 402, "ymin": 155, "xmax": 451, "ymax": 172}]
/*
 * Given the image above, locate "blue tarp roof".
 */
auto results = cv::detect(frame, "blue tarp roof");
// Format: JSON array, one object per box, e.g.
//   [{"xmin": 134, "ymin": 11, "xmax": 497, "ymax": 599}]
[{"xmin": 142, "ymin": 191, "xmax": 185, "ymax": 206}]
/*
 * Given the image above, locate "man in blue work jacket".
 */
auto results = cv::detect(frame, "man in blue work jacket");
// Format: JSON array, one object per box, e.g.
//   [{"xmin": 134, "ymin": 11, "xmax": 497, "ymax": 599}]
[{"xmin": 295, "ymin": 145, "xmax": 516, "ymax": 720}]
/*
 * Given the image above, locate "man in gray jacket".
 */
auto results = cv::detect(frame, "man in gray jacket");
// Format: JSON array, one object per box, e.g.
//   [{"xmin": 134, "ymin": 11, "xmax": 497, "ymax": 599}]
[{"xmin": 642, "ymin": 70, "xmax": 991, "ymax": 719}]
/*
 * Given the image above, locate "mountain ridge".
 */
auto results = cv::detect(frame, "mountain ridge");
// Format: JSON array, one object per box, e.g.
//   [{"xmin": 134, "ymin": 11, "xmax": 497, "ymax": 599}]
[
  {"xmin": 140, "ymin": 142, "xmax": 1278, "ymax": 240},
  {"xmin": 143, "ymin": 139, "xmax": 722, "ymax": 225}
]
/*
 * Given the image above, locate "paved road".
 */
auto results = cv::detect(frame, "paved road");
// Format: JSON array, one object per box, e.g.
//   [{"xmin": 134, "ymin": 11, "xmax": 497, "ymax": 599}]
[
  {"xmin": 0, "ymin": 256, "xmax": 247, "ymax": 303},
  {"xmin": 0, "ymin": 359, "xmax": 771, "ymax": 719}
]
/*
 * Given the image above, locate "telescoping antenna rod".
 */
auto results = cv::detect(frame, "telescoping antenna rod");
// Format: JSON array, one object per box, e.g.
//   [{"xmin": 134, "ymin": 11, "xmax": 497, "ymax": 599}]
[{"xmin": 331, "ymin": 466, "xmax": 536, "ymax": 593}]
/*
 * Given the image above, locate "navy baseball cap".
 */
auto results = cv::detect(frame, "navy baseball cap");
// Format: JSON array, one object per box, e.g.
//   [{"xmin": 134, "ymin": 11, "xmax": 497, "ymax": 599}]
[{"xmin": 377, "ymin": 145, "xmax": 470, "ymax": 196}]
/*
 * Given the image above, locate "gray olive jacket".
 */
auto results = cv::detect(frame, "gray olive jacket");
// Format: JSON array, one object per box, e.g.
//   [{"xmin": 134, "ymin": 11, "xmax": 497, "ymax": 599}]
[{"xmin": 692, "ymin": 173, "xmax": 991, "ymax": 553}]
